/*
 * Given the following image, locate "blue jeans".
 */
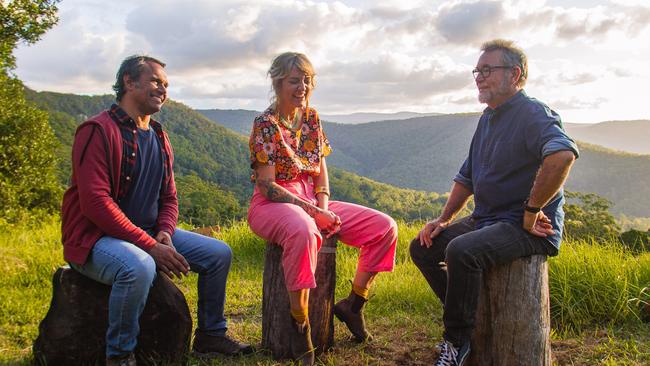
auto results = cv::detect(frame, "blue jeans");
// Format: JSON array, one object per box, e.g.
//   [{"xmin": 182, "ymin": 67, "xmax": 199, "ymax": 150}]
[
  {"xmin": 409, "ymin": 217, "xmax": 553, "ymax": 346},
  {"xmin": 70, "ymin": 228, "xmax": 232, "ymax": 358}
]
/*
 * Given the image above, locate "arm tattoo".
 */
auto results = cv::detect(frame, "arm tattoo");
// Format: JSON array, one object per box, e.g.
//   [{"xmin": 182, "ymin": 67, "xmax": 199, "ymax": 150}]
[{"xmin": 257, "ymin": 177, "xmax": 320, "ymax": 217}]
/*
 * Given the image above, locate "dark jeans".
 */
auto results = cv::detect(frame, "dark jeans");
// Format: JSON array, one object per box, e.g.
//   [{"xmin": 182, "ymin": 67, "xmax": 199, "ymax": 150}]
[{"xmin": 409, "ymin": 216, "xmax": 553, "ymax": 346}]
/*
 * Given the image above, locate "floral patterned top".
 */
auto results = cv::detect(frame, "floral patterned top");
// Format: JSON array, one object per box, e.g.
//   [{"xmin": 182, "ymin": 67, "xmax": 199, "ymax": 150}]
[{"xmin": 249, "ymin": 106, "xmax": 332, "ymax": 181}]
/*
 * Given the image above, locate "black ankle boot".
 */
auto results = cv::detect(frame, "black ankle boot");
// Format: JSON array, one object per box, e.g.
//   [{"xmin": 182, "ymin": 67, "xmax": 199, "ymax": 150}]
[
  {"xmin": 290, "ymin": 320, "xmax": 315, "ymax": 365},
  {"xmin": 333, "ymin": 290, "xmax": 373, "ymax": 342}
]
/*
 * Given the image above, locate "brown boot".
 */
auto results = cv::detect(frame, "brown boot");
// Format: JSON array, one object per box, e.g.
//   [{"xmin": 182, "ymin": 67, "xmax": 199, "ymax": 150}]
[
  {"xmin": 192, "ymin": 329, "xmax": 254, "ymax": 357},
  {"xmin": 333, "ymin": 291, "xmax": 373, "ymax": 342},
  {"xmin": 290, "ymin": 320, "xmax": 315, "ymax": 366}
]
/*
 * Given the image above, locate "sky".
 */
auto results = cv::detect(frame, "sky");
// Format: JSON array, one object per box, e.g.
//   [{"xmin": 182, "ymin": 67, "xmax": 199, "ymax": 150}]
[{"xmin": 14, "ymin": 0, "xmax": 650, "ymax": 123}]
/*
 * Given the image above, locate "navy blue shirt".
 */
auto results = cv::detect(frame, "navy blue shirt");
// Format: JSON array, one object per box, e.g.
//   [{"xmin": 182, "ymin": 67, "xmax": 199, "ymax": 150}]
[
  {"xmin": 454, "ymin": 90, "xmax": 579, "ymax": 251},
  {"xmin": 118, "ymin": 127, "xmax": 164, "ymax": 231}
]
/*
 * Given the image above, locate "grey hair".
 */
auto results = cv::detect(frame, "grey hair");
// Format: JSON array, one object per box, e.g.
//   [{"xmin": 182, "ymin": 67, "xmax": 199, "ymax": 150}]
[{"xmin": 481, "ymin": 39, "xmax": 527, "ymax": 88}]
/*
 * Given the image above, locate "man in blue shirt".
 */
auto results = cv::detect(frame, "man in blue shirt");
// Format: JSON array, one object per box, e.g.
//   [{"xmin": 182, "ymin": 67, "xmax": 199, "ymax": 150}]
[{"xmin": 410, "ymin": 39, "xmax": 578, "ymax": 366}]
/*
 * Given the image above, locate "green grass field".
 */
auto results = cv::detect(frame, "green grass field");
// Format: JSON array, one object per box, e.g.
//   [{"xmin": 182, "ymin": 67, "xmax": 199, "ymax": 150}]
[{"xmin": 1, "ymin": 219, "xmax": 649, "ymax": 365}]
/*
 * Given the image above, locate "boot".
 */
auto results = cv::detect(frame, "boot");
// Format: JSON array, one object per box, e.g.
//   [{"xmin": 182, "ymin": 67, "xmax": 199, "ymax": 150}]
[
  {"xmin": 333, "ymin": 290, "xmax": 373, "ymax": 342},
  {"xmin": 192, "ymin": 329, "xmax": 254, "ymax": 357},
  {"xmin": 290, "ymin": 320, "xmax": 315, "ymax": 366}
]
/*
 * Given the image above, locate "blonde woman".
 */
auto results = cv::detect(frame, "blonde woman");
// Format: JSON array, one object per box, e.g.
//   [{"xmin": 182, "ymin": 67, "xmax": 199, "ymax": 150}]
[{"xmin": 247, "ymin": 52, "xmax": 398, "ymax": 364}]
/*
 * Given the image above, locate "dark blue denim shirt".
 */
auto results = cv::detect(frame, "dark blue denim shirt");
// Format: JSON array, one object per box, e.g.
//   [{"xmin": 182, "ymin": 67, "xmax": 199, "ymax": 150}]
[{"xmin": 454, "ymin": 90, "xmax": 579, "ymax": 251}]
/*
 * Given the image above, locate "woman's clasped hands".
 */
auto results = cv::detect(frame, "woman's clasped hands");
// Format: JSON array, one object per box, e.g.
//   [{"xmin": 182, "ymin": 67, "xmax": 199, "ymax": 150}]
[{"xmin": 314, "ymin": 209, "xmax": 341, "ymax": 238}]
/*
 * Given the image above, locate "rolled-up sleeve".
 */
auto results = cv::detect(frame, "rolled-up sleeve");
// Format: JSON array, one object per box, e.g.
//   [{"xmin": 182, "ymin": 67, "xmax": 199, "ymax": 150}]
[
  {"xmin": 542, "ymin": 137, "xmax": 579, "ymax": 159},
  {"xmin": 453, "ymin": 157, "xmax": 474, "ymax": 192}
]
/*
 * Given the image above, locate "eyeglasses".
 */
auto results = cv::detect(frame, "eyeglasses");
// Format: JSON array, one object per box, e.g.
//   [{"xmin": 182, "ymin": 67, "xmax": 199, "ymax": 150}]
[{"xmin": 472, "ymin": 65, "xmax": 513, "ymax": 79}]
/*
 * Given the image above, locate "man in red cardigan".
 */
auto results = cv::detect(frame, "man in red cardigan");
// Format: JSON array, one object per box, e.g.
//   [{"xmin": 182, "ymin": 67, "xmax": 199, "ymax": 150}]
[{"xmin": 61, "ymin": 55, "xmax": 252, "ymax": 366}]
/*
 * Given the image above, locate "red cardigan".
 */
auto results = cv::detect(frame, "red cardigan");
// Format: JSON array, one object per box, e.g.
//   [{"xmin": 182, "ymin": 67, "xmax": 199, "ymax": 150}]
[{"xmin": 61, "ymin": 111, "xmax": 178, "ymax": 264}]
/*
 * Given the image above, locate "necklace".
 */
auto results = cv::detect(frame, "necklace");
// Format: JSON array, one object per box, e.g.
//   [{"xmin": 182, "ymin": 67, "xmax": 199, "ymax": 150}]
[{"xmin": 277, "ymin": 109, "xmax": 303, "ymax": 130}]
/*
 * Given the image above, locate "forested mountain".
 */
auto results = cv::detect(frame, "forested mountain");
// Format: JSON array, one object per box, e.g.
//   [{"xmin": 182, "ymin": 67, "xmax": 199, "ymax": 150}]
[
  {"xmin": 319, "ymin": 111, "xmax": 442, "ymax": 124},
  {"xmin": 26, "ymin": 90, "xmax": 447, "ymax": 225},
  {"xmin": 194, "ymin": 108, "xmax": 444, "ymax": 134},
  {"xmin": 197, "ymin": 108, "xmax": 650, "ymax": 217},
  {"xmin": 565, "ymin": 120, "xmax": 650, "ymax": 155}
]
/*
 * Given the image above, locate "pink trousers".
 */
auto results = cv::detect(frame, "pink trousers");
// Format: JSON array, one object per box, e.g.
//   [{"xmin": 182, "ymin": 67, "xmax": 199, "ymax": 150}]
[{"xmin": 248, "ymin": 175, "xmax": 398, "ymax": 291}]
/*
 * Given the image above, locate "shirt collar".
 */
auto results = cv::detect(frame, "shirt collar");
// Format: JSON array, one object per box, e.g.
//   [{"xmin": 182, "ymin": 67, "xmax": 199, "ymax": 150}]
[
  {"xmin": 109, "ymin": 103, "xmax": 163, "ymax": 131},
  {"xmin": 483, "ymin": 89, "xmax": 527, "ymax": 115}
]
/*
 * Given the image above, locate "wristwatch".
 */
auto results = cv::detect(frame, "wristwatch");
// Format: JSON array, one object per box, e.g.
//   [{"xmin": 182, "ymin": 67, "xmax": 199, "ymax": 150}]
[{"xmin": 524, "ymin": 199, "xmax": 541, "ymax": 213}]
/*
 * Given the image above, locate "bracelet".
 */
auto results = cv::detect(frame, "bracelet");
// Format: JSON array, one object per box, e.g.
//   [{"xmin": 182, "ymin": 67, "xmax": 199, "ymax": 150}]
[
  {"xmin": 314, "ymin": 186, "xmax": 330, "ymax": 197},
  {"xmin": 523, "ymin": 198, "xmax": 541, "ymax": 213}
]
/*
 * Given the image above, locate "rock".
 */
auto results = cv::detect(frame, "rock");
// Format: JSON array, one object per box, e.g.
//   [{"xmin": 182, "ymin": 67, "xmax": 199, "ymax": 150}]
[{"xmin": 33, "ymin": 266, "xmax": 192, "ymax": 366}]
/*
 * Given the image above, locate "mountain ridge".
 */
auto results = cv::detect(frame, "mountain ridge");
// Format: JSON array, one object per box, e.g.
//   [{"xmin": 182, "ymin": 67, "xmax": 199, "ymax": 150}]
[{"xmin": 196, "ymin": 108, "xmax": 650, "ymax": 217}]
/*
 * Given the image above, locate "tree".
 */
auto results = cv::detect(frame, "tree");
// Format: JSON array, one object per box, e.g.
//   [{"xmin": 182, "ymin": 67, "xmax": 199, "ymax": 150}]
[
  {"xmin": 0, "ymin": 0, "xmax": 60, "ymax": 223},
  {"xmin": 1, "ymin": 0, "xmax": 59, "ymax": 71},
  {"xmin": 175, "ymin": 174, "xmax": 244, "ymax": 226},
  {"xmin": 563, "ymin": 191, "xmax": 620, "ymax": 241}
]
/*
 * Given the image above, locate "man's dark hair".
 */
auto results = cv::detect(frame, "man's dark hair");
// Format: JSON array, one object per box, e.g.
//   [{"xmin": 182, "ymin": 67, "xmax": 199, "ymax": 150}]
[{"xmin": 112, "ymin": 55, "xmax": 166, "ymax": 101}]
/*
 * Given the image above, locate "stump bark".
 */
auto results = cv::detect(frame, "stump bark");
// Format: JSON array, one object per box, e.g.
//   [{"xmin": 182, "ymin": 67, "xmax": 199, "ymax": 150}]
[
  {"xmin": 33, "ymin": 266, "xmax": 192, "ymax": 366},
  {"xmin": 468, "ymin": 255, "xmax": 551, "ymax": 366},
  {"xmin": 262, "ymin": 236, "xmax": 337, "ymax": 359}
]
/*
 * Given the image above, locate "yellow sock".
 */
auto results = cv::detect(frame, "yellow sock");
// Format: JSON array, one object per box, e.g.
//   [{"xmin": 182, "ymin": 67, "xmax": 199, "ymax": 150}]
[
  {"xmin": 352, "ymin": 284, "xmax": 369, "ymax": 300},
  {"xmin": 291, "ymin": 307, "xmax": 308, "ymax": 324}
]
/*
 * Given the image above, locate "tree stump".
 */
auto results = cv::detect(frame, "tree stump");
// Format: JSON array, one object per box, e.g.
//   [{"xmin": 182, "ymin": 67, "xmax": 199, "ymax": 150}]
[
  {"xmin": 262, "ymin": 236, "xmax": 337, "ymax": 360},
  {"xmin": 468, "ymin": 255, "xmax": 551, "ymax": 366},
  {"xmin": 33, "ymin": 266, "xmax": 192, "ymax": 366}
]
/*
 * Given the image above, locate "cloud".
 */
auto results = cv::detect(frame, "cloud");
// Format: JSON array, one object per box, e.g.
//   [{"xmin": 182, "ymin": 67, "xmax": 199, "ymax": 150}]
[
  {"xmin": 557, "ymin": 72, "xmax": 598, "ymax": 85},
  {"xmin": 124, "ymin": 0, "xmax": 365, "ymax": 72},
  {"xmin": 449, "ymin": 95, "xmax": 477, "ymax": 105},
  {"xmin": 551, "ymin": 97, "xmax": 608, "ymax": 110},
  {"xmin": 313, "ymin": 56, "xmax": 471, "ymax": 111},
  {"xmin": 434, "ymin": 1, "xmax": 507, "ymax": 44}
]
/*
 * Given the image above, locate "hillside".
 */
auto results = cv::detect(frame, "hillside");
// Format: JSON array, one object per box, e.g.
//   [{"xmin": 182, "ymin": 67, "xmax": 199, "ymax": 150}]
[
  {"xmin": 194, "ymin": 108, "xmax": 444, "ymax": 133},
  {"xmin": 565, "ymin": 120, "xmax": 650, "ymax": 155},
  {"xmin": 319, "ymin": 111, "xmax": 443, "ymax": 124},
  {"xmin": 26, "ymin": 91, "xmax": 446, "ymax": 223},
  {"xmin": 197, "ymin": 109, "xmax": 650, "ymax": 217},
  {"xmin": 325, "ymin": 115, "xmax": 650, "ymax": 217}
]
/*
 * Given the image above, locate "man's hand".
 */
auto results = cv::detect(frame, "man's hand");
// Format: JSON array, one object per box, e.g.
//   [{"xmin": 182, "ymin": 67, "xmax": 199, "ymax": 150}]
[
  {"xmin": 148, "ymin": 242, "xmax": 190, "ymax": 279},
  {"xmin": 523, "ymin": 210, "xmax": 555, "ymax": 237},
  {"xmin": 155, "ymin": 231, "xmax": 173, "ymax": 247},
  {"xmin": 417, "ymin": 218, "xmax": 450, "ymax": 248}
]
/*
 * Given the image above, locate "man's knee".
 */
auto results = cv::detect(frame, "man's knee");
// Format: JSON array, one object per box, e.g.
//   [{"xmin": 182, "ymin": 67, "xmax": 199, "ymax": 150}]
[
  {"xmin": 118, "ymin": 254, "xmax": 156, "ymax": 287},
  {"xmin": 206, "ymin": 239, "xmax": 233, "ymax": 270},
  {"xmin": 445, "ymin": 237, "xmax": 481, "ymax": 269},
  {"xmin": 409, "ymin": 238, "xmax": 424, "ymax": 263}
]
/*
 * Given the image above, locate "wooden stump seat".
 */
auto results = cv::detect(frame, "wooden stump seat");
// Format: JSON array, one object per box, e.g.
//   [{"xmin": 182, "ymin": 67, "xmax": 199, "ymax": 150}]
[
  {"xmin": 262, "ymin": 236, "xmax": 338, "ymax": 360},
  {"xmin": 468, "ymin": 255, "xmax": 551, "ymax": 366},
  {"xmin": 33, "ymin": 266, "xmax": 192, "ymax": 366}
]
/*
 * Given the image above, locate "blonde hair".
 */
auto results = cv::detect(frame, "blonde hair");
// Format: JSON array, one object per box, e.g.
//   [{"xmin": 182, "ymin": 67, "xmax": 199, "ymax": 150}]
[
  {"xmin": 481, "ymin": 39, "xmax": 528, "ymax": 88},
  {"xmin": 268, "ymin": 52, "xmax": 316, "ymax": 106}
]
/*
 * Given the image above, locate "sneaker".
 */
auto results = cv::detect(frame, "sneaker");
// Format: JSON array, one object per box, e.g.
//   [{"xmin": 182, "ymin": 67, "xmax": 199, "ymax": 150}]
[
  {"xmin": 290, "ymin": 320, "xmax": 315, "ymax": 366},
  {"xmin": 106, "ymin": 352, "xmax": 136, "ymax": 366},
  {"xmin": 192, "ymin": 330, "xmax": 254, "ymax": 357},
  {"xmin": 434, "ymin": 340, "xmax": 471, "ymax": 366},
  {"xmin": 333, "ymin": 291, "xmax": 373, "ymax": 342}
]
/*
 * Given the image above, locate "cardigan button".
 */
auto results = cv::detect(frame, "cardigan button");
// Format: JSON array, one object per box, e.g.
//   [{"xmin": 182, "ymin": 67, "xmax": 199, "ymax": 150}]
[
  {"xmin": 132, "ymin": 130, "xmax": 137, "ymax": 134},
  {"xmin": 126, "ymin": 176, "xmax": 131, "ymax": 181},
  {"xmin": 131, "ymin": 152, "xmax": 135, "ymax": 157}
]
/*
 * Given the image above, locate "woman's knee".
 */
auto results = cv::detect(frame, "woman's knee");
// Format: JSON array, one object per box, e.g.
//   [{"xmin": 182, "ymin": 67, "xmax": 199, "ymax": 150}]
[{"xmin": 385, "ymin": 216, "xmax": 398, "ymax": 242}]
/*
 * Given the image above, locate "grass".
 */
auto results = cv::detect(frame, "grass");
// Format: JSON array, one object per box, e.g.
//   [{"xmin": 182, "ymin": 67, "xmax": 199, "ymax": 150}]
[{"xmin": 1, "ymin": 219, "xmax": 649, "ymax": 365}]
